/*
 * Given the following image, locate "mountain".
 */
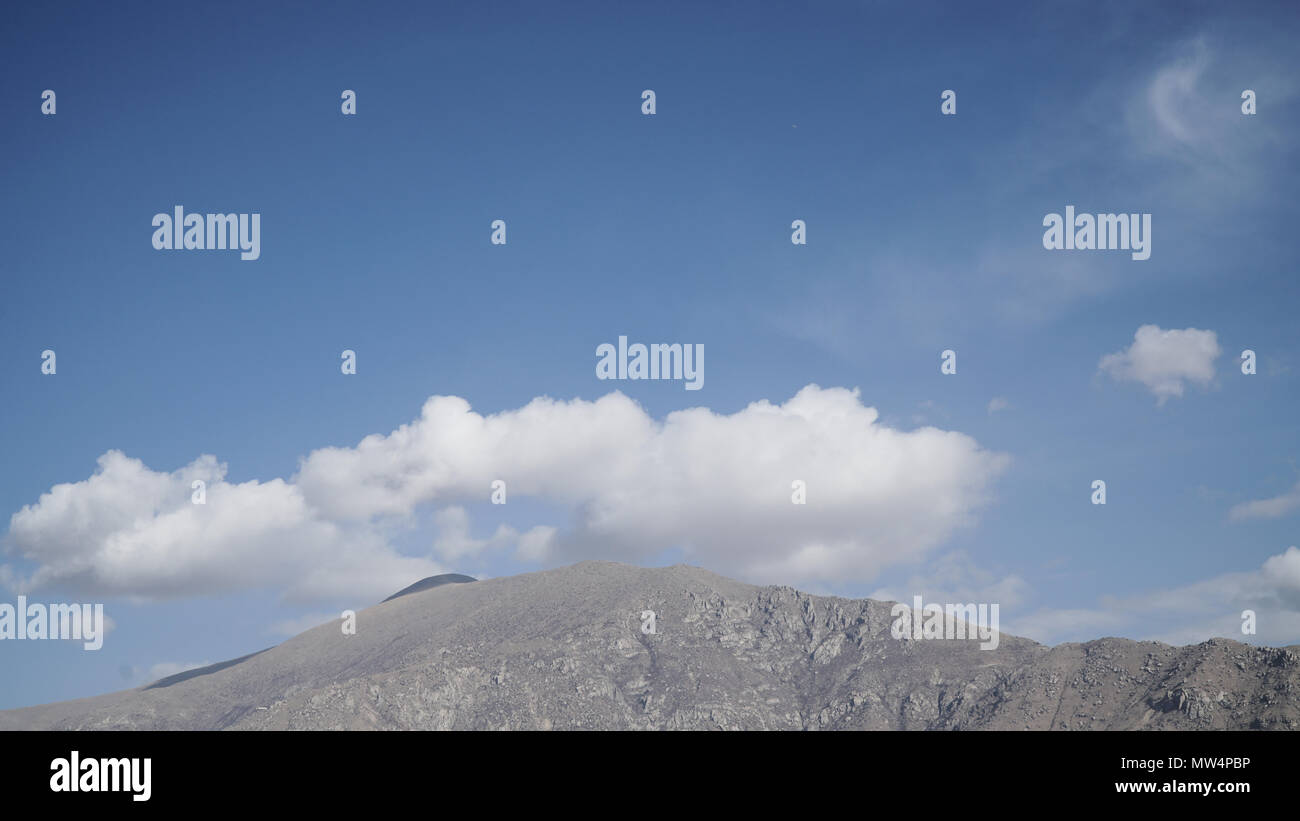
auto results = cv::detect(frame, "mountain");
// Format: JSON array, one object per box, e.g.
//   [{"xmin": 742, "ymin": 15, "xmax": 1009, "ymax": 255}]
[
  {"xmin": 381, "ymin": 573, "xmax": 477, "ymax": 602},
  {"xmin": 2, "ymin": 561, "xmax": 1296, "ymax": 730}
]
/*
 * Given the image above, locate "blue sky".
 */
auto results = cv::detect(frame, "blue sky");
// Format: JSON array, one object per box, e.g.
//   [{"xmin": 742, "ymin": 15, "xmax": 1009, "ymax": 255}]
[{"xmin": 2, "ymin": 0, "xmax": 1298, "ymax": 709}]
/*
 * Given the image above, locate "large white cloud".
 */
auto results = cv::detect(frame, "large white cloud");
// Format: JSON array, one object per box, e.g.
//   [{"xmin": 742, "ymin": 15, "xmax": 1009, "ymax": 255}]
[
  {"xmin": 3, "ymin": 450, "xmax": 443, "ymax": 603},
  {"xmin": 3, "ymin": 385, "xmax": 1009, "ymax": 600},
  {"xmin": 295, "ymin": 385, "xmax": 1010, "ymax": 583},
  {"xmin": 1098, "ymin": 324, "xmax": 1220, "ymax": 403}
]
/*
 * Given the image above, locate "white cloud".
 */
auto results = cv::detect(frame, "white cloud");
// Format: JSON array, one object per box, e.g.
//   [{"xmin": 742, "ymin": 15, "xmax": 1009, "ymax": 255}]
[
  {"xmin": 1124, "ymin": 36, "xmax": 1299, "ymax": 206},
  {"xmin": 3, "ymin": 386, "xmax": 1009, "ymax": 599},
  {"xmin": 870, "ymin": 550, "xmax": 1028, "ymax": 609},
  {"xmin": 429, "ymin": 506, "xmax": 554, "ymax": 563},
  {"xmin": 1137, "ymin": 36, "xmax": 1297, "ymax": 157},
  {"xmin": 432, "ymin": 506, "xmax": 501, "ymax": 561},
  {"xmin": 987, "ymin": 397, "xmax": 1010, "ymax": 414},
  {"xmin": 3, "ymin": 450, "xmax": 444, "ymax": 603},
  {"xmin": 1230, "ymin": 480, "xmax": 1300, "ymax": 522},
  {"xmin": 1012, "ymin": 546, "xmax": 1300, "ymax": 646},
  {"xmin": 515, "ymin": 525, "xmax": 558, "ymax": 562},
  {"xmin": 295, "ymin": 385, "xmax": 1009, "ymax": 584},
  {"xmin": 1145, "ymin": 38, "xmax": 1212, "ymax": 149},
  {"xmin": 1098, "ymin": 324, "xmax": 1220, "ymax": 403}
]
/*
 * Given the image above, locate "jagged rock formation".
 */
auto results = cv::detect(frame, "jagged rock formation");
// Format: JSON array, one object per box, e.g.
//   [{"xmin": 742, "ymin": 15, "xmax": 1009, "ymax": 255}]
[{"xmin": 1, "ymin": 561, "xmax": 1295, "ymax": 730}]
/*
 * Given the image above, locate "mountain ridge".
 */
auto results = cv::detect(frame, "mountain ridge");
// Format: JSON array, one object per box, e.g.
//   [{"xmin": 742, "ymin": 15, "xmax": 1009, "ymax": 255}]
[{"xmin": 2, "ymin": 561, "xmax": 1295, "ymax": 730}]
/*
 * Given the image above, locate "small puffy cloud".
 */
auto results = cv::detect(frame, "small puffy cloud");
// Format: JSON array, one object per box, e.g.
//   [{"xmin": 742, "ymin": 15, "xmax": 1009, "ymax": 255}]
[
  {"xmin": 1261, "ymin": 547, "xmax": 1300, "ymax": 597},
  {"xmin": 987, "ymin": 397, "xmax": 1010, "ymax": 414},
  {"xmin": 1230, "ymin": 481, "xmax": 1300, "ymax": 522},
  {"xmin": 1098, "ymin": 324, "xmax": 1220, "ymax": 403}
]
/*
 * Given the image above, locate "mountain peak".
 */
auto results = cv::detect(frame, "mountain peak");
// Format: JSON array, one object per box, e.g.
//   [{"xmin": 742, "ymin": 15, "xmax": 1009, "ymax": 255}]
[{"xmin": 382, "ymin": 573, "xmax": 477, "ymax": 603}]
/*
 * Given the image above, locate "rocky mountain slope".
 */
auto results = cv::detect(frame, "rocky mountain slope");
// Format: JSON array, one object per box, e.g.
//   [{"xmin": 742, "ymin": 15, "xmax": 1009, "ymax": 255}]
[{"xmin": 2, "ymin": 561, "xmax": 1296, "ymax": 730}]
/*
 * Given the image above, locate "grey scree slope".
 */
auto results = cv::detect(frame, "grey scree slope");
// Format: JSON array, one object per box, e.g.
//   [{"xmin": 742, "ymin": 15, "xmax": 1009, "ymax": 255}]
[{"xmin": 1, "ymin": 561, "xmax": 1296, "ymax": 730}]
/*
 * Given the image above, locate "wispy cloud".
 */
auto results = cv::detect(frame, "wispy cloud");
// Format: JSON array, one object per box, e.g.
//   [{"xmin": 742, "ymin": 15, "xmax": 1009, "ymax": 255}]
[
  {"xmin": 1011, "ymin": 545, "xmax": 1300, "ymax": 646},
  {"xmin": 1230, "ymin": 480, "xmax": 1300, "ymax": 522}
]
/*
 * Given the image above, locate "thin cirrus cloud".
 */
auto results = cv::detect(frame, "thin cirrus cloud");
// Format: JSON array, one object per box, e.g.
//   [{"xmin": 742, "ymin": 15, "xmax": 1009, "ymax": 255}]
[
  {"xmin": 1230, "ymin": 481, "xmax": 1300, "ymax": 522},
  {"xmin": 1127, "ymin": 35, "xmax": 1297, "ymax": 202},
  {"xmin": 1012, "ymin": 545, "xmax": 1300, "ymax": 647},
  {"xmin": 2, "ymin": 385, "xmax": 1009, "ymax": 602},
  {"xmin": 1097, "ymin": 324, "xmax": 1221, "ymax": 404},
  {"xmin": 869, "ymin": 550, "xmax": 1029, "ymax": 611}
]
